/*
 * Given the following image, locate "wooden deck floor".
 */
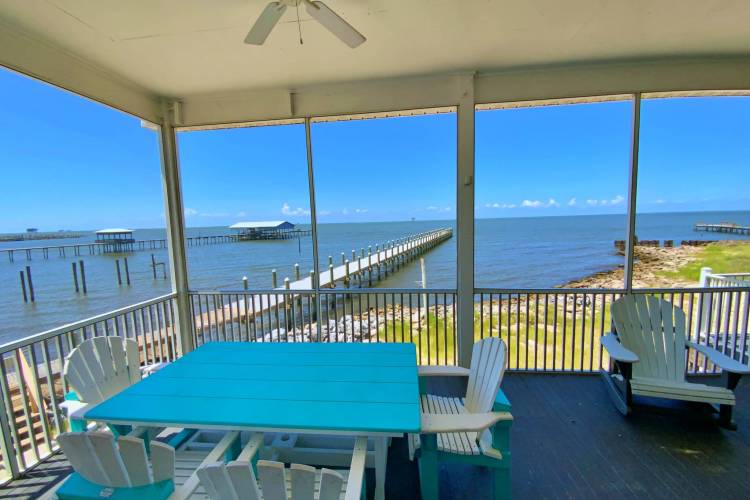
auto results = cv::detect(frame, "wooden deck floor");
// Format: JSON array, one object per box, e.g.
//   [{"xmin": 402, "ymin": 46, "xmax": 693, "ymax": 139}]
[{"xmin": 2, "ymin": 373, "xmax": 749, "ymax": 499}]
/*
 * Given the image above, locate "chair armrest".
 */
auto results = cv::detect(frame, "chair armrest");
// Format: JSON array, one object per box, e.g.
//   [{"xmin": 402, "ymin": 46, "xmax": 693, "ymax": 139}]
[
  {"xmin": 59, "ymin": 399, "xmax": 87, "ymax": 417},
  {"xmin": 601, "ymin": 333, "xmax": 639, "ymax": 363},
  {"xmin": 418, "ymin": 366, "xmax": 471, "ymax": 377},
  {"xmin": 686, "ymin": 341, "xmax": 750, "ymax": 374},
  {"xmin": 421, "ymin": 411, "xmax": 513, "ymax": 434},
  {"xmin": 141, "ymin": 361, "xmax": 168, "ymax": 376}
]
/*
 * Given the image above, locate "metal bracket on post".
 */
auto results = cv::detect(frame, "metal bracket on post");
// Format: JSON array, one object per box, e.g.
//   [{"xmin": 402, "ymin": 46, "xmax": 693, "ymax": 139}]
[
  {"xmin": 456, "ymin": 73, "xmax": 476, "ymax": 368},
  {"xmin": 159, "ymin": 99, "xmax": 194, "ymax": 355},
  {"xmin": 623, "ymin": 93, "xmax": 641, "ymax": 293}
]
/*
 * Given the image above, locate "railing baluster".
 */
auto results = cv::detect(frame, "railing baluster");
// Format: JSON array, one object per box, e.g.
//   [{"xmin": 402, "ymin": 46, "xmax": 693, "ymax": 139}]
[
  {"xmin": 11, "ymin": 350, "xmax": 39, "ymax": 464},
  {"xmin": 0, "ymin": 354, "xmax": 24, "ymax": 473}
]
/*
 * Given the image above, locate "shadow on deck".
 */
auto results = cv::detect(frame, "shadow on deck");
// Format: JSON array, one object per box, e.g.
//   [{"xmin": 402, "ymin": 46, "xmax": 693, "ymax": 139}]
[{"xmin": 2, "ymin": 373, "xmax": 749, "ymax": 499}]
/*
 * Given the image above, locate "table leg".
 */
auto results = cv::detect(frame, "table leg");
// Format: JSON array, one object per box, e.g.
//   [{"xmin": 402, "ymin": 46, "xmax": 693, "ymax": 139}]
[{"xmin": 375, "ymin": 436, "xmax": 388, "ymax": 500}]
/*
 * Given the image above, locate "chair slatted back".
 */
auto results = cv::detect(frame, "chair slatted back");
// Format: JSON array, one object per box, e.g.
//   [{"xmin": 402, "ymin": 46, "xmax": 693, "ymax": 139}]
[
  {"xmin": 64, "ymin": 337, "xmax": 141, "ymax": 405},
  {"xmin": 611, "ymin": 295, "xmax": 687, "ymax": 381},
  {"xmin": 464, "ymin": 338, "xmax": 508, "ymax": 414},
  {"xmin": 57, "ymin": 431, "xmax": 174, "ymax": 488},
  {"xmin": 198, "ymin": 460, "xmax": 346, "ymax": 500}
]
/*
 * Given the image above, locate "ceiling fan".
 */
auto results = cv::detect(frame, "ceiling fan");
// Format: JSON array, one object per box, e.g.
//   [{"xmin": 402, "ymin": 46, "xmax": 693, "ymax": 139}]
[{"xmin": 245, "ymin": 0, "xmax": 366, "ymax": 48}]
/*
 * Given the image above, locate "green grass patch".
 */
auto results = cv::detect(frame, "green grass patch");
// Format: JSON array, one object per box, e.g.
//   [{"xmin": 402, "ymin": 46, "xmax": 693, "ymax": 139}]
[
  {"xmin": 660, "ymin": 241, "xmax": 750, "ymax": 281},
  {"xmin": 377, "ymin": 313, "xmax": 456, "ymax": 365}
]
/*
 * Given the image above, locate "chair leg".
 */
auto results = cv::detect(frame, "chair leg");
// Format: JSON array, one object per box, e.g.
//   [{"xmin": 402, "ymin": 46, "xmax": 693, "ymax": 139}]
[
  {"xmin": 719, "ymin": 404, "xmax": 738, "ymax": 430},
  {"xmin": 719, "ymin": 372, "xmax": 741, "ymax": 430},
  {"xmin": 492, "ymin": 466, "xmax": 511, "ymax": 500},
  {"xmin": 418, "ymin": 434, "xmax": 439, "ymax": 500}
]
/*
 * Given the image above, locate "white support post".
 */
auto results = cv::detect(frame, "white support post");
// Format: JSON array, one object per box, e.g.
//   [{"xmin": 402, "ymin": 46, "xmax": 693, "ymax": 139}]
[
  {"xmin": 623, "ymin": 93, "xmax": 641, "ymax": 292},
  {"xmin": 456, "ymin": 73, "xmax": 476, "ymax": 368},
  {"xmin": 305, "ymin": 118, "xmax": 323, "ymax": 342},
  {"xmin": 158, "ymin": 100, "xmax": 194, "ymax": 355}
]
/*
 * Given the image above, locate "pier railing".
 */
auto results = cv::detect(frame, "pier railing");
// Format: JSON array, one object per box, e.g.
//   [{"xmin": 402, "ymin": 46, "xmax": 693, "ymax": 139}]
[{"xmin": 0, "ymin": 293, "xmax": 178, "ymax": 482}]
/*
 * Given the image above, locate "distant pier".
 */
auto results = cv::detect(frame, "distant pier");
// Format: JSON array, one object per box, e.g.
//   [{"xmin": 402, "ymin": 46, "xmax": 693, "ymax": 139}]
[
  {"xmin": 694, "ymin": 222, "xmax": 750, "ymax": 236},
  {"xmin": 3, "ymin": 235, "xmax": 240, "ymax": 262}
]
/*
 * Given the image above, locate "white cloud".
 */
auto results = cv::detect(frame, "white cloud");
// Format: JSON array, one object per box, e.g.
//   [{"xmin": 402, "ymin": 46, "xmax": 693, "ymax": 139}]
[
  {"xmin": 342, "ymin": 208, "xmax": 349, "ymax": 215},
  {"xmin": 521, "ymin": 198, "xmax": 559, "ymax": 208},
  {"xmin": 354, "ymin": 208, "xmax": 368, "ymax": 214},
  {"xmin": 654, "ymin": 199, "xmax": 666, "ymax": 204},
  {"xmin": 184, "ymin": 207, "xmax": 198, "ymax": 216},
  {"xmin": 426, "ymin": 206, "xmax": 451, "ymax": 212},
  {"xmin": 318, "ymin": 210, "xmax": 332, "ymax": 216},
  {"xmin": 281, "ymin": 202, "xmax": 310, "ymax": 216},
  {"xmin": 235, "ymin": 211, "xmax": 247, "ymax": 217},
  {"xmin": 586, "ymin": 195, "xmax": 624, "ymax": 207},
  {"xmin": 567, "ymin": 198, "xmax": 577, "ymax": 206}
]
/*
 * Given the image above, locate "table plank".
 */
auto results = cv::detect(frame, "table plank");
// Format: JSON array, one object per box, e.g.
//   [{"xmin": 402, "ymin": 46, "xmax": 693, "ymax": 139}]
[
  {"xmin": 158, "ymin": 361, "xmax": 416, "ymax": 384},
  {"xmin": 182, "ymin": 349, "xmax": 416, "ymax": 367},
  {"xmin": 85, "ymin": 394, "xmax": 420, "ymax": 434},
  {"xmin": 126, "ymin": 376, "xmax": 417, "ymax": 404}
]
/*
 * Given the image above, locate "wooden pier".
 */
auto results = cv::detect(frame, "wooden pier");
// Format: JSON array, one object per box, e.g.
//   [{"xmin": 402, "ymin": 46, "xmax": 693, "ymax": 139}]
[
  {"xmin": 695, "ymin": 222, "xmax": 750, "ymax": 236},
  {"xmin": 2, "ymin": 235, "xmax": 240, "ymax": 262},
  {"xmin": 193, "ymin": 228, "xmax": 453, "ymax": 327}
]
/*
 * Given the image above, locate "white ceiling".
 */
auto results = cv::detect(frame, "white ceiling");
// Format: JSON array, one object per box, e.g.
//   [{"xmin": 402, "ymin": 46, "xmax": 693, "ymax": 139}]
[{"xmin": 1, "ymin": 0, "xmax": 750, "ymax": 98}]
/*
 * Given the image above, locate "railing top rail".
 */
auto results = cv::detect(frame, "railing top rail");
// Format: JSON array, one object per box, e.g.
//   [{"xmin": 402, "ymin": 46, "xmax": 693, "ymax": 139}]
[
  {"xmin": 474, "ymin": 286, "xmax": 750, "ymax": 294},
  {"xmin": 189, "ymin": 286, "xmax": 750, "ymax": 296},
  {"xmin": 189, "ymin": 288, "xmax": 459, "ymax": 295},
  {"xmin": 0, "ymin": 292, "xmax": 177, "ymax": 355}
]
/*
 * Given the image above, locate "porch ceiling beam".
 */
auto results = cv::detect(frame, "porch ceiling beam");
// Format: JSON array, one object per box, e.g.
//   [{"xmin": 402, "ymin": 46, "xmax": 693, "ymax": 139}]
[
  {"xmin": 0, "ymin": 18, "xmax": 161, "ymax": 123},
  {"xmin": 176, "ymin": 57, "xmax": 750, "ymax": 128}
]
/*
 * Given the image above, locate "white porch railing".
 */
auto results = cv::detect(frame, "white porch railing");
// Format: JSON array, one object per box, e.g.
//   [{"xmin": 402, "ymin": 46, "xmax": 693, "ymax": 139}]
[
  {"xmin": 1, "ymin": 285, "xmax": 749, "ymax": 482},
  {"xmin": 696, "ymin": 267, "xmax": 750, "ymax": 363},
  {"xmin": 0, "ymin": 293, "xmax": 179, "ymax": 483}
]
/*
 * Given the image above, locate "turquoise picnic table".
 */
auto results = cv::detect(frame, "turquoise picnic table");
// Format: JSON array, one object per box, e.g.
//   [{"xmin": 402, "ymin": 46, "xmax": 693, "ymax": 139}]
[{"xmin": 84, "ymin": 341, "xmax": 421, "ymax": 500}]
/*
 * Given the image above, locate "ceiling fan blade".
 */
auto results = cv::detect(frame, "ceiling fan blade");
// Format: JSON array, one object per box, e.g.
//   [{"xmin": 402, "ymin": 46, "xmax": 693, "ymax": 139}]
[
  {"xmin": 304, "ymin": 1, "xmax": 366, "ymax": 48},
  {"xmin": 245, "ymin": 2, "xmax": 287, "ymax": 45}
]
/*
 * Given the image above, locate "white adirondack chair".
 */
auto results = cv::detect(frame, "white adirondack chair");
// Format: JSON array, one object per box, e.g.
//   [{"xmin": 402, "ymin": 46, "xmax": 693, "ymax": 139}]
[
  {"xmin": 601, "ymin": 295, "xmax": 750, "ymax": 428},
  {"xmin": 411, "ymin": 337, "xmax": 513, "ymax": 500},
  {"xmin": 197, "ymin": 436, "xmax": 368, "ymax": 500},
  {"xmin": 54, "ymin": 431, "xmax": 176, "ymax": 499},
  {"xmin": 60, "ymin": 336, "xmax": 163, "ymax": 431}
]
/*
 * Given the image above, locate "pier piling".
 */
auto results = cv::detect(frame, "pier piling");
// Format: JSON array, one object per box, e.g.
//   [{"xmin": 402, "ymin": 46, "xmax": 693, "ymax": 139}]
[
  {"xmin": 72, "ymin": 262, "xmax": 79, "ymax": 293},
  {"xmin": 79, "ymin": 260, "xmax": 87, "ymax": 294},
  {"xmin": 124, "ymin": 257, "xmax": 131, "ymax": 285},
  {"xmin": 115, "ymin": 259, "xmax": 123, "ymax": 285},
  {"xmin": 25, "ymin": 266, "xmax": 35, "ymax": 302},
  {"xmin": 19, "ymin": 271, "xmax": 27, "ymax": 303}
]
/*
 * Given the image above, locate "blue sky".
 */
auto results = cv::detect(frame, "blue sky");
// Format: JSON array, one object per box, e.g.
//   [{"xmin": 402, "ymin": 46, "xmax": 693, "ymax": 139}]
[{"xmin": 0, "ymin": 67, "xmax": 748, "ymax": 232}]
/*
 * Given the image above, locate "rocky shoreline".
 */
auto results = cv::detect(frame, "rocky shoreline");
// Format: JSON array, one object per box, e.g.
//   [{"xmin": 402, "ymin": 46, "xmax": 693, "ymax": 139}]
[{"xmin": 562, "ymin": 244, "xmax": 706, "ymax": 289}]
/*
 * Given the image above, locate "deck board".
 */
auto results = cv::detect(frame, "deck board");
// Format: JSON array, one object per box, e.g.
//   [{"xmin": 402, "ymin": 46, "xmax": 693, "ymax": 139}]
[{"xmin": 4, "ymin": 373, "xmax": 750, "ymax": 499}]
